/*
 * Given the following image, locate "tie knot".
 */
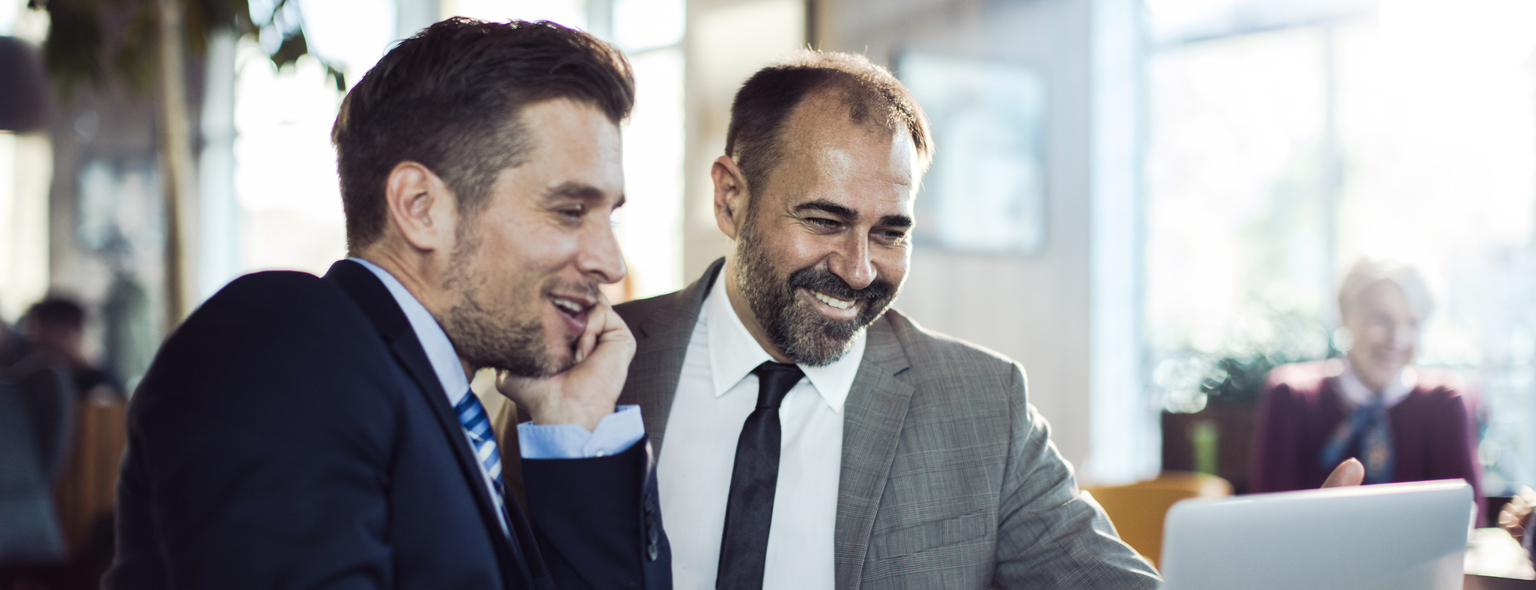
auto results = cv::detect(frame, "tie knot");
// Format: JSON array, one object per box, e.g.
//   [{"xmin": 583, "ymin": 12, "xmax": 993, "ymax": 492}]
[{"xmin": 751, "ymin": 361, "xmax": 804, "ymax": 409}]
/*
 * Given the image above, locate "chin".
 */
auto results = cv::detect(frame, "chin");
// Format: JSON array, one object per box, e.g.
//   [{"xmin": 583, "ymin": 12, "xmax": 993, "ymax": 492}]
[
  {"xmin": 547, "ymin": 338, "xmax": 579, "ymax": 372},
  {"xmin": 1363, "ymin": 364, "xmax": 1408, "ymax": 389},
  {"xmin": 1369, "ymin": 355, "xmax": 1407, "ymax": 374}
]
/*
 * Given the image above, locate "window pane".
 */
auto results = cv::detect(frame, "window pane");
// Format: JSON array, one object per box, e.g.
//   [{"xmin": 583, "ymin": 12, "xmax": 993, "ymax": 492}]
[{"xmin": 1146, "ymin": 27, "xmax": 1331, "ymax": 362}]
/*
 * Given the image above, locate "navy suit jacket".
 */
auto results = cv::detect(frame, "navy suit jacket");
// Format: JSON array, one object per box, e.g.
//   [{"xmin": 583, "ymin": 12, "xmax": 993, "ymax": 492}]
[{"xmin": 106, "ymin": 260, "xmax": 670, "ymax": 590}]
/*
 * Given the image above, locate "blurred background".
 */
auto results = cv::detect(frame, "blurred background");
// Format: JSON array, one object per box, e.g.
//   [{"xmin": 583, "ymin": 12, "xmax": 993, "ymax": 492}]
[{"xmin": 3, "ymin": 0, "xmax": 1536, "ymax": 583}]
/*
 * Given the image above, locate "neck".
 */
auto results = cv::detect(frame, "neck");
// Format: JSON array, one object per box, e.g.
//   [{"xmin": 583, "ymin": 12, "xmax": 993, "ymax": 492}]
[
  {"xmin": 356, "ymin": 247, "xmax": 477, "ymax": 381},
  {"xmin": 721, "ymin": 256, "xmax": 795, "ymax": 364}
]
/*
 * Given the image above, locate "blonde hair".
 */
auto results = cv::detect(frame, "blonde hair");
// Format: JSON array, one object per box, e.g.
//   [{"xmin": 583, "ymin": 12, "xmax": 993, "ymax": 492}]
[{"xmin": 1337, "ymin": 258, "xmax": 1434, "ymax": 324}]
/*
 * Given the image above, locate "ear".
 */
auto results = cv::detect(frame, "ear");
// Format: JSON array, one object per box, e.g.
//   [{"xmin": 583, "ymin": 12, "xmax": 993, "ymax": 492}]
[
  {"xmin": 712, "ymin": 155, "xmax": 750, "ymax": 240},
  {"xmin": 384, "ymin": 161, "xmax": 458, "ymax": 253}
]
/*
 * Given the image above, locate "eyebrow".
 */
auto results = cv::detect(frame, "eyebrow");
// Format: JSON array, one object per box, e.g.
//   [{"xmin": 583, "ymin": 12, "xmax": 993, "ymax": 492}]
[
  {"xmin": 543, "ymin": 182, "xmax": 624, "ymax": 209},
  {"xmin": 793, "ymin": 199, "xmax": 913, "ymax": 228},
  {"xmin": 793, "ymin": 199, "xmax": 857, "ymax": 219}
]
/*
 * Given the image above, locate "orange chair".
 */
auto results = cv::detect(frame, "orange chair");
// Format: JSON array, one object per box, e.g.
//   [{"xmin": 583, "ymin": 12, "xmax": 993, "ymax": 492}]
[{"xmin": 1084, "ymin": 471, "xmax": 1232, "ymax": 568}]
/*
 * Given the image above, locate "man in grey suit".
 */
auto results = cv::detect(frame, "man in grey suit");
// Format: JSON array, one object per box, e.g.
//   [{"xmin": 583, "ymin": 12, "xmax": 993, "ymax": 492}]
[{"xmin": 613, "ymin": 51, "xmax": 1161, "ymax": 589}]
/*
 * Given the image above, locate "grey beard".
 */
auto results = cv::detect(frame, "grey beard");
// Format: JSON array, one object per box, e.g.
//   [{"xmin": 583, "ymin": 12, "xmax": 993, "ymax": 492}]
[{"xmin": 733, "ymin": 215, "xmax": 895, "ymax": 367}]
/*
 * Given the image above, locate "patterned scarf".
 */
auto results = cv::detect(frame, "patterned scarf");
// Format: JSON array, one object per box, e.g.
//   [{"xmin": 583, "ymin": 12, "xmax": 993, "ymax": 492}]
[{"xmin": 1319, "ymin": 393, "xmax": 1395, "ymax": 484}]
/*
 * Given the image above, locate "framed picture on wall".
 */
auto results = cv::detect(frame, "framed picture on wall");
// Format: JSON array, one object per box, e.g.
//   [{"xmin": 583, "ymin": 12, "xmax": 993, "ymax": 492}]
[{"xmin": 897, "ymin": 51, "xmax": 1048, "ymax": 255}]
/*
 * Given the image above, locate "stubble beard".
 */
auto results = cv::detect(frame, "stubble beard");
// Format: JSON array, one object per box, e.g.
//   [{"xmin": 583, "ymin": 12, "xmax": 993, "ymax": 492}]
[
  {"xmin": 733, "ymin": 208, "xmax": 897, "ymax": 367},
  {"xmin": 439, "ymin": 228, "xmax": 573, "ymax": 378}
]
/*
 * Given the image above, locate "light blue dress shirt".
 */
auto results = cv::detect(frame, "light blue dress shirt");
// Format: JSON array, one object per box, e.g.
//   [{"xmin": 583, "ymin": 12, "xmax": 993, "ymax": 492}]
[{"xmin": 347, "ymin": 258, "xmax": 644, "ymax": 460}]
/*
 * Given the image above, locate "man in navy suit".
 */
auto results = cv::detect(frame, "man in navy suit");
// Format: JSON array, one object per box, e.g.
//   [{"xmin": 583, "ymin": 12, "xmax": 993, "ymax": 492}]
[{"xmin": 105, "ymin": 18, "xmax": 668, "ymax": 590}]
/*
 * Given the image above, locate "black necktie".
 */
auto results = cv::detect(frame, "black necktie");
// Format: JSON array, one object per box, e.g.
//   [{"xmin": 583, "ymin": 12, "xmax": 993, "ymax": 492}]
[{"xmin": 717, "ymin": 361, "xmax": 805, "ymax": 589}]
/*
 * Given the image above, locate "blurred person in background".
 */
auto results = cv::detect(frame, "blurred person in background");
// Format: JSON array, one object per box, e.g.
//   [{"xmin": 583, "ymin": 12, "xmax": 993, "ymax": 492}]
[
  {"xmin": 0, "ymin": 315, "xmax": 28, "ymax": 368},
  {"xmin": 1250, "ymin": 258, "xmax": 1482, "ymax": 514},
  {"xmin": 0, "ymin": 314, "xmax": 75, "ymax": 589},
  {"xmin": 16, "ymin": 298, "xmax": 123, "ymax": 400}
]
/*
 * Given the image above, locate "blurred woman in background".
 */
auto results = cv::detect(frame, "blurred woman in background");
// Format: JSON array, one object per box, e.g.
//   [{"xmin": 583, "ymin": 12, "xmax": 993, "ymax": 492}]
[{"xmin": 1250, "ymin": 258, "xmax": 1482, "ymax": 516}]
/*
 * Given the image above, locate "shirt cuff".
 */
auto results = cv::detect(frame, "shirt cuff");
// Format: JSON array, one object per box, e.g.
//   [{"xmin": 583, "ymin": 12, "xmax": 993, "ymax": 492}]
[{"xmin": 517, "ymin": 405, "xmax": 644, "ymax": 459}]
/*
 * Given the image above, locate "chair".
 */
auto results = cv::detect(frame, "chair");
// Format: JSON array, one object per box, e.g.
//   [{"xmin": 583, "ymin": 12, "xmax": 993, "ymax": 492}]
[{"xmin": 1084, "ymin": 471, "xmax": 1233, "ymax": 568}]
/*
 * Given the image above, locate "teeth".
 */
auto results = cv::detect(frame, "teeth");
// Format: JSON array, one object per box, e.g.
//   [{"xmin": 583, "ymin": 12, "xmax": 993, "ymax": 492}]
[
  {"xmin": 551, "ymin": 298, "xmax": 583, "ymax": 314},
  {"xmin": 813, "ymin": 291, "xmax": 854, "ymax": 310}
]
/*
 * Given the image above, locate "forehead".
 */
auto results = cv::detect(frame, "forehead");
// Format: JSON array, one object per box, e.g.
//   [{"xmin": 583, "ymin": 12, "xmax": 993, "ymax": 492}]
[
  {"xmin": 765, "ymin": 93, "xmax": 918, "ymax": 210},
  {"xmin": 1355, "ymin": 281, "xmax": 1411, "ymax": 314},
  {"xmin": 510, "ymin": 99, "xmax": 624, "ymax": 199}
]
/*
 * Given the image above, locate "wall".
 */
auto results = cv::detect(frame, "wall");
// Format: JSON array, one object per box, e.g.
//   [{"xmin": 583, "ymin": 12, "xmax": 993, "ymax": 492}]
[{"xmin": 682, "ymin": 0, "xmax": 806, "ymax": 279}]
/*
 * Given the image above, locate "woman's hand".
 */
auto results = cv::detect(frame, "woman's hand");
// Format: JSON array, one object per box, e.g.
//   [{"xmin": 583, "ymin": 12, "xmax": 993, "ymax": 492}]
[
  {"xmin": 1499, "ymin": 487, "xmax": 1536, "ymax": 541},
  {"xmin": 1321, "ymin": 458, "xmax": 1365, "ymax": 488}
]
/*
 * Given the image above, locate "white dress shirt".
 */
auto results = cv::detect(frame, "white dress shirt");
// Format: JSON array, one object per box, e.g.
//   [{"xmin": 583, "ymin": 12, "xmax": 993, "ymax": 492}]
[{"xmin": 658, "ymin": 276, "xmax": 865, "ymax": 590}]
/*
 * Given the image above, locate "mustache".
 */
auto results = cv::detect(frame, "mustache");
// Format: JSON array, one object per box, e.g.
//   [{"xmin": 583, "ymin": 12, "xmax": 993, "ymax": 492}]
[
  {"xmin": 787, "ymin": 266, "xmax": 893, "ymax": 302},
  {"xmin": 541, "ymin": 278, "xmax": 602, "ymax": 302}
]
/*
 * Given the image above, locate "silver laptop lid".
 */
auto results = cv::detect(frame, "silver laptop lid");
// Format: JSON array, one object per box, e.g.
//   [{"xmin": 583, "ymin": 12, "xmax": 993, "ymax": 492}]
[{"xmin": 1161, "ymin": 479, "xmax": 1473, "ymax": 590}]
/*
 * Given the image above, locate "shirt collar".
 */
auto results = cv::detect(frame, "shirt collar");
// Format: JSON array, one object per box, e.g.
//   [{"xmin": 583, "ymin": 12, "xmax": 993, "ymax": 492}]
[
  {"xmin": 1338, "ymin": 358, "xmax": 1416, "ymax": 409},
  {"xmin": 349, "ymin": 257, "xmax": 472, "ymax": 404},
  {"xmin": 702, "ymin": 274, "xmax": 864, "ymax": 415}
]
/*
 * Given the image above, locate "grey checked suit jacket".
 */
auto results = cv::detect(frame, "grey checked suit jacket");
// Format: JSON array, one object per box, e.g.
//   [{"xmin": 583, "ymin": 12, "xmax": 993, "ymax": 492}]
[{"xmin": 614, "ymin": 259, "xmax": 1161, "ymax": 589}]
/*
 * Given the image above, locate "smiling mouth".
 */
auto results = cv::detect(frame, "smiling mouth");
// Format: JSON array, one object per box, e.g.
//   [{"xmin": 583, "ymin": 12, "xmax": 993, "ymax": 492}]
[
  {"xmin": 810, "ymin": 289, "xmax": 856, "ymax": 310},
  {"xmin": 550, "ymin": 296, "xmax": 590, "ymax": 320}
]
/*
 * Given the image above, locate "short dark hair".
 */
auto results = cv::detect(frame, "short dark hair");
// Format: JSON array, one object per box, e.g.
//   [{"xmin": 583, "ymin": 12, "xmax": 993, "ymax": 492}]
[
  {"xmin": 724, "ymin": 51, "xmax": 933, "ymax": 197},
  {"xmin": 25, "ymin": 297, "xmax": 85, "ymax": 330},
  {"xmin": 333, "ymin": 18, "xmax": 635, "ymax": 252}
]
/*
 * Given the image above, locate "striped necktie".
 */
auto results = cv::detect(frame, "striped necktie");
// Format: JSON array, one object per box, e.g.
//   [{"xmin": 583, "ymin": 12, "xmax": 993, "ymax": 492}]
[{"xmin": 455, "ymin": 391, "xmax": 507, "ymax": 502}]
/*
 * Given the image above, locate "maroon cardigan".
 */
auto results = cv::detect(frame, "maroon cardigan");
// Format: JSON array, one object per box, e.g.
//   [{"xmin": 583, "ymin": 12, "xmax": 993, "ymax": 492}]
[{"xmin": 1249, "ymin": 361, "xmax": 1483, "ymax": 519}]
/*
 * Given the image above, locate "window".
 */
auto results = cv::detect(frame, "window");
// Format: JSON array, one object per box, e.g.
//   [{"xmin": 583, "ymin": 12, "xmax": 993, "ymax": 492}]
[
  {"xmin": 220, "ymin": 0, "xmax": 689, "ymax": 301},
  {"xmin": 1146, "ymin": 0, "xmax": 1536, "ymax": 493}
]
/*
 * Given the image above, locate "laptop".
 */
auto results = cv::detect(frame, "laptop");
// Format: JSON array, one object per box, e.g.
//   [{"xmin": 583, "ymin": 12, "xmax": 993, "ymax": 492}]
[{"xmin": 1160, "ymin": 479, "xmax": 1474, "ymax": 590}]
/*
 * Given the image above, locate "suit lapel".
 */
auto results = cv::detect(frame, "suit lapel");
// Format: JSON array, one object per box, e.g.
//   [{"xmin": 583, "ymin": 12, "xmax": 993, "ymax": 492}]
[
  {"xmin": 617, "ymin": 259, "xmax": 722, "ymax": 455},
  {"xmin": 625, "ymin": 258, "xmax": 914, "ymax": 587},
  {"xmin": 323, "ymin": 260, "xmax": 540, "ymax": 589},
  {"xmin": 834, "ymin": 316, "xmax": 915, "ymax": 590}
]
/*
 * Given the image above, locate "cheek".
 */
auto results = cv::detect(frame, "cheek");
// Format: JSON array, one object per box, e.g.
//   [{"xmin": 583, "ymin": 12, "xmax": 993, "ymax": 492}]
[
  {"xmin": 776, "ymin": 232, "xmax": 830, "ymax": 270},
  {"xmin": 871, "ymin": 246, "xmax": 910, "ymax": 284},
  {"xmin": 1351, "ymin": 324, "xmax": 1386, "ymax": 346},
  {"xmin": 460, "ymin": 231, "xmax": 543, "ymax": 306},
  {"xmin": 480, "ymin": 215, "xmax": 577, "ymax": 274}
]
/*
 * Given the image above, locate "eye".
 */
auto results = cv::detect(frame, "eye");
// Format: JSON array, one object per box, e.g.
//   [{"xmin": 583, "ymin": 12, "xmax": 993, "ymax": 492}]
[
  {"xmin": 806, "ymin": 217, "xmax": 841, "ymax": 230},
  {"xmin": 880, "ymin": 229, "xmax": 909, "ymax": 242},
  {"xmin": 557, "ymin": 205, "xmax": 585, "ymax": 220}
]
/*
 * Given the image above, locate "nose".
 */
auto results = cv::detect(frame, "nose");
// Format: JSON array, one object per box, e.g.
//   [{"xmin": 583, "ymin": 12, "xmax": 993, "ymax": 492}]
[
  {"xmin": 829, "ymin": 233, "xmax": 876, "ymax": 290},
  {"xmin": 578, "ymin": 223, "xmax": 627, "ymax": 285}
]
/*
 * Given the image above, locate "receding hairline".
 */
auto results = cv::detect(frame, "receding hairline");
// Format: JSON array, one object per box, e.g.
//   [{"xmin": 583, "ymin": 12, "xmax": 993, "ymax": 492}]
[{"xmin": 748, "ymin": 86, "xmax": 922, "ymax": 194}]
